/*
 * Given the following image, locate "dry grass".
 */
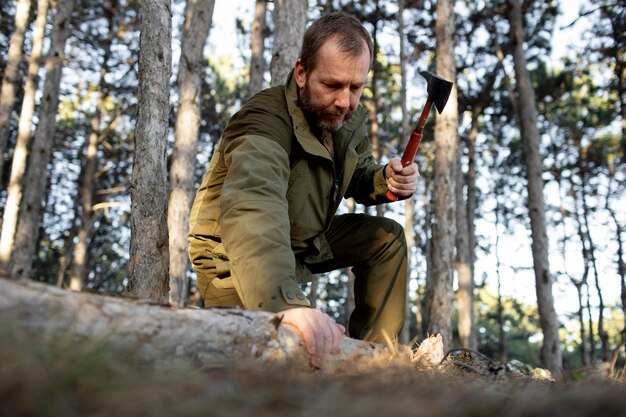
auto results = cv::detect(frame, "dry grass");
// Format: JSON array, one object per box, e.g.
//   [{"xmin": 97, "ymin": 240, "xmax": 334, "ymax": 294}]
[{"xmin": 2, "ymin": 330, "xmax": 626, "ymax": 417}]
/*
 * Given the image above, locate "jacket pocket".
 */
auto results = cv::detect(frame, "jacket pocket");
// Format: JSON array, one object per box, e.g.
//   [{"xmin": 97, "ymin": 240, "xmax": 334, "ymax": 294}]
[{"xmin": 211, "ymin": 242, "xmax": 232, "ymax": 280}]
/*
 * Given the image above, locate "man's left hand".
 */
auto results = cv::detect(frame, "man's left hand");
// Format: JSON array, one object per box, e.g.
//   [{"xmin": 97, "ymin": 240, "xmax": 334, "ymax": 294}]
[{"xmin": 385, "ymin": 159, "xmax": 419, "ymax": 197}]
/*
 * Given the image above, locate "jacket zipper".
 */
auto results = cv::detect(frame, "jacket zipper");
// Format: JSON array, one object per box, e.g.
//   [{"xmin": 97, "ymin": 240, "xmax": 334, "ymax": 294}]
[
  {"xmin": 335, "ymin": 111, "xmax": 368, "ymax": 199},
  {"xmin": 326, "ymin": 110, "xmax": 368, "ymax": 229}
]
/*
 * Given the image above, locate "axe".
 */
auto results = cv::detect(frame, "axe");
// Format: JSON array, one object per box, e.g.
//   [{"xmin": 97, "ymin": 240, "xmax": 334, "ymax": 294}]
[{"xmin": 386, "ymin": 70, "xmax": 453, "ymax": 201}]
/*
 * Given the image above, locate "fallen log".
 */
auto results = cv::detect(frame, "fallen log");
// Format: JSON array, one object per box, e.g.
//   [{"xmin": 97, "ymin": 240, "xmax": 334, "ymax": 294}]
[{"xmin": 0, "ymin": 277, "xmax": 441, "ymax": 371}]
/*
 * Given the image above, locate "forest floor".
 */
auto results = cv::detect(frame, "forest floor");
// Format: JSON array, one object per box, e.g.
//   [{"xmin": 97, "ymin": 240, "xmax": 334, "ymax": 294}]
[{"xmin": 2, "ymin": 329, "xmax": 626, "ymax": 417}]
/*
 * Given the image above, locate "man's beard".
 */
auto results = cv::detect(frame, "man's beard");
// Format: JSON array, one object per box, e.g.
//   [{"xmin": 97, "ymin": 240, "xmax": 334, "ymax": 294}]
[{"xmin": 297, "ymin": 84, "xmax": 354, "ymax": 133}]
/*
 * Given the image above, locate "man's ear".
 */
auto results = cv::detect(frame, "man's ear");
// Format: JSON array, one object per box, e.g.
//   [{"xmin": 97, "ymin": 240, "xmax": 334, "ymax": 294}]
[{"xmin": 294, "ymin": 59, "xmax": 306, "ymax": 88}]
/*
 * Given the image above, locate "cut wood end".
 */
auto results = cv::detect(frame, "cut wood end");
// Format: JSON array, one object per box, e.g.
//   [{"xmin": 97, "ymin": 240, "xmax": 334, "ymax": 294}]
[{"xmin": 412, "ymin": 334, "xmax": 445, "ymax": 366}]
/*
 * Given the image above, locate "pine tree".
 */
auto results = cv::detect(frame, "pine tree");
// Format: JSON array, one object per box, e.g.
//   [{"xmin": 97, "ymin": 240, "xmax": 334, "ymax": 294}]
[{"xmin": 126, "ymin": 0, "xmax": 172, "ymax": 303}]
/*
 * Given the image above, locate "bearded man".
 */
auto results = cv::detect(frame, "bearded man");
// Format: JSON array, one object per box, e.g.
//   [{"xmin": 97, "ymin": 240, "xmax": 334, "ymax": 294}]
[{"xmin": 188, "ymin": 12, "xmax": 419, "ymax": 368}]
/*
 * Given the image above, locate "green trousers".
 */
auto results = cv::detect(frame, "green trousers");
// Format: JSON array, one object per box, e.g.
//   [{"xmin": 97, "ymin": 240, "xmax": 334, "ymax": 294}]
[
  {"xmin": 306, "ymin": 213, "xmax": 407, "ymax": 343},
  {"xmin": 196, "ymin": 213, "xmax": 408, "ymax": 344}
]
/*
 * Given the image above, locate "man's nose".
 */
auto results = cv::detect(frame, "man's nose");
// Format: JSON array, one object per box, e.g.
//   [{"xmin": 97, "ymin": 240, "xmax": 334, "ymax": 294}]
[{"xmin": 334, "ymin": 87, "xmax": 350, "ymax": 109}]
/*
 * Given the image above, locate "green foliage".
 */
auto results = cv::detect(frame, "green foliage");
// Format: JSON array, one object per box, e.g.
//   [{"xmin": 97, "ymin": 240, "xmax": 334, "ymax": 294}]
[{"xmin": 473, "ymin": 286, "xmax": 543, "ymax": 367}]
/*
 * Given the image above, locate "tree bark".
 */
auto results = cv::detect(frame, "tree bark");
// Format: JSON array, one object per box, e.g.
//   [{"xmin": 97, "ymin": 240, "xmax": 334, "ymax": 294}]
[
  {"xmin": 127, "ymin": 0, "xmax": 172, "ymax": 303},
  {"xmin": 606, "ymin": 174, "xmax": 626, "ymax": 351},
  {"xmin": 420, "ymin": 181, "xmax": 433, "ymax": 341},
  {"xmin": 269, "ymin": 0, "xmax": 307, "ymax": 86},
  {"xmin": 401, "ymin": 197, "xmax": 415, "ymax": 344},
  {"xmin": 558, "ymin": 177, "xmax": 589, "ymax": 366},
  {"xmin": 507, "ymin": 0, "xmax": 562, "ymax": 376},
  {"xmin": 607, "ymin": 7, "xmax": 626, "ymax": 156},
  {"xmin": 168, "ymin": 0, "xmax": 215, "ymax": 308},
  {"xmin": 0, "ymin": 0, "xmax": 31, "ymax": 182},
  {"xmin": 494, "ymin": 196, "xmax": 508, "ymax": 363},
  {"xmin": 573, "ymin": 280, "xmax": 589, "ymax": 366},
  {"xmin": 456, "ymin": 113, "xmax": 478, "ymax": 351},
  {"xmin": 69, "ymin": 0, "xmax": 118, "ymax": 292},
  {"xmin": 6, "ymin": 0, "xmax": 76, "ymax": 278},
  {"xmin": 249, "ymin": 0, "xmax": 267, "ymax": 96},
  {"xmin": 0, "ymin": 0, "xmax": 49, "ymax": 273},
  {"xmin": 398, "ymin": 0, "xmax": 415, "ymax": 345},
  {"xmin": 0, "ymin": 277, "xmax": 445, "ymax": 370},
  {"xmin": 455, "ymin": 69, "xmax": 495, "ymax": 350},
  {"xmin": 579, "ymin": 171, "xmax": 610, "ymax": 361},
  {"xmin": 573, "ymin": 179, "xmax": 597, "ymax": 363},
  {"xmin": 424, "ymin": 0, "xmax": 458, "ymax": 350},
  {"xmin": 343, "ymin": 198, "xmax": 356, "ymax": 326},
  {"xmin": 455, "ymin": 150, "xmax": 475, "ymax": 350}
]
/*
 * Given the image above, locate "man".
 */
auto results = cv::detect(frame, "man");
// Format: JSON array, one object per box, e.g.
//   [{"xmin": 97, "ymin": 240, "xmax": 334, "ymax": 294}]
[{"xmin": 188, "ymin": 12, "xmax": 419, "ymax": 368}]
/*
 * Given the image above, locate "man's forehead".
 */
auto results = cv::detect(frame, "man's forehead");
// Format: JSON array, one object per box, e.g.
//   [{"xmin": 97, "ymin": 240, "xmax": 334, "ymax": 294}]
[
  {"xmin": 317, "ymin": 35, "xmax": 369, "ymax": 60},
  {"xmin": 309, "ymin": 39, "xmax": 370, "ymax": 82}
]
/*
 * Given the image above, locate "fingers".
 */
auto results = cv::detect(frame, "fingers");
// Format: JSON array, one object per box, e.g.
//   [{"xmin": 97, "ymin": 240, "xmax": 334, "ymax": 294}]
[
  {"xmin": 386, "ymin": 160, "xmax": 419, "ymax": 196},
  {"xmin": 331, "ymin": 323, "xmax": 346, "ymax": 354},
  {"xmin": 309, "ymin": 310, "xmax": 341, "ymax": 367},
  {"xmin": 278, "ymin": 308, "xmax": 344, "ymax": 368}
]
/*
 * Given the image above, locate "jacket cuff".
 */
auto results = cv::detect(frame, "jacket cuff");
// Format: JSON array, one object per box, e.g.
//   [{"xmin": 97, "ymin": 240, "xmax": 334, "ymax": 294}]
[
  {"xmin": 373, "ymin": 166, "xmax": 389, "ymax": 196},
  {"xmin": 252, "ymin": 282, "xmax": 311, "ymax": 312}
]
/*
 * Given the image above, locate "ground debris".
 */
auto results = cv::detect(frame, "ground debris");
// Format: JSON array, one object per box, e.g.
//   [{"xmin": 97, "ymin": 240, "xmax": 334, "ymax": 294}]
[
  {"xmin": 2, "ymin": 328, "xmax": 626, "ymax": 417},
  {"xmin": 440, "ymin": 348, "xmax": 555, "ymax": 381}
]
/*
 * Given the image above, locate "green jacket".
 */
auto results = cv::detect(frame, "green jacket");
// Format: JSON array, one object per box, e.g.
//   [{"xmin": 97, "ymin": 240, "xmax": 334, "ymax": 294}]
[{"xmin": 188, "ymin": 71, "xmax": 390, "ymax": 312}]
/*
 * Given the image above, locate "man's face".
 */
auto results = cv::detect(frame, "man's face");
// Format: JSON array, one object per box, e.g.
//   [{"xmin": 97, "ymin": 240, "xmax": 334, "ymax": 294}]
[{"xmin": 295, "ymin": 36, "xmax": 370, "ymax": 132}]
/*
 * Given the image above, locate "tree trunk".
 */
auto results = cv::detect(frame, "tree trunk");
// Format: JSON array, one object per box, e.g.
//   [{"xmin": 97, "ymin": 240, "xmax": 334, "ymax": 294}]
[
  {"xmin": 574, "ymin": 281, "xmax": 590, "ymax": 366},
  {"xmin": 249, "ymin": 0, "xmax": 267, "ymax": 96},
  {"xmin": 127, "ymin": 0, "xmax": 172, "ymax": 303},
  {"xmin": 0, "ymin": 0, "xmax": 31, "ymax": 182},
  {"xmin": 69, "ymin": 0, "xmax": 118, "ymax": 292},
  {"xmin": 344, "ymin": 267, "xmax": 356, "ymax": 329},
  {"xmin": 455, "ymin": 151, "xmax": 475, "ymax": 350},
  {"xmin": 579, "ymin": 172, "xmax": 610, "ymax": 361},
  {"xmin": 507, "ymin": 0, "xmax": 562, "ymax": 377},
  {"xmin": 0, "ymin": 0, "xmax": 49, "ymax": 273},
  {"xmin": 585, "ymin": 279, "xmax": 596, "ymax": 364},
  {"xmin": 558, "ymin": 177, "xmax": 589, "ymax": 366},
  {"xmin": 606, "ymin": 174, "xmax": 626, "ymax": 351},
  {"xmin": 344, "ymin": 198, "xmax": 356, "ymax": 327},
  {"xmin": 570, "ymin": 173, "xmax": 596, "ymax": 363},
  {"xmin": 369, "ymin": 1, "xmax": 385, "ymax": 219},
  {"xmin": 168, "ymin": 0, "xmax": 215, "ymax": 308},
  {"xmin": 424, "ymin": 0, "xmax": 458, "ymax": 350},
  {"xmin": 608, "ymin": 11, "xmax": 626, "ymax": 156},
  {"xmin": 494, "ymin": 197, "xmax": 507, "ymax": 363},
  {"xmin": 420, "ymin": 181, "xmax": 433, "ymax": 342},
  {"xmin": 455, "ymin": 102, "xmax": 483, "ymax": 351},
  {"xmin": 0, "ymin": 277, "xmax": 444, "ymax": 370},
  {"xmin": 269, "ymin": 0, "xmax": 307, "ymax": 86},
  {"xmin": 368, "ymin": 45, "xmax": 383, "ymax": 216},
  {"xmin": 401, "ymin": 197, "xmax": 415, "ymax": 344},
  {"xmin": 398, "ymin": 0, "xmax": 414, "ymax": 345},
  {"xmin": 455, "ymin": 68, "xmax": 495, "ymax": 350},
  {"xmin": 7, "ymin": 0, "xmax": 76, "ymax": 278}
]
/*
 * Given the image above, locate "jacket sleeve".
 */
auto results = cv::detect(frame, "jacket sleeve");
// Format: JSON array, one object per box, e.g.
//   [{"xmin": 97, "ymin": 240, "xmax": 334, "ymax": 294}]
[
  {"xmin": 345, "ymin": 128, "xmax": 392, "ymax": 205},
  {"xmin": 220, "ymin": 134, "xmax": 310, "ymax": 312}
]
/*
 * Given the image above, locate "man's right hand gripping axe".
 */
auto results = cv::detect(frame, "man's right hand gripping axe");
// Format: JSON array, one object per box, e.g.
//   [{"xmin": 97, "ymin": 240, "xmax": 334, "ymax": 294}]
[{"xmin": 386, "ymin": 71, "xmax": 453, "ymax": 201}]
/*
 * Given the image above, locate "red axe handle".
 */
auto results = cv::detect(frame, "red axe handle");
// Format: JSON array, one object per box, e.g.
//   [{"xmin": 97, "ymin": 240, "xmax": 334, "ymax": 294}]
[{"xmin": 385, "ymin": 97, "xmax": 433, "ymax": 202}]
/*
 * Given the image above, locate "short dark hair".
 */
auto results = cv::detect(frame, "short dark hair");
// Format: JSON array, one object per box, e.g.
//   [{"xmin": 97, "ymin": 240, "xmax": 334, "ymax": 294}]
[{"xmin": 298, "ymin": 12, "xmax": 373, "ymax": 72}]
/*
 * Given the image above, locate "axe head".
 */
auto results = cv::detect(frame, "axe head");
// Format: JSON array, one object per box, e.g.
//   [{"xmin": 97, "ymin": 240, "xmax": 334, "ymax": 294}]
[{"xmin": 420, "ymin": 71, "xmax": 453, "ymax": 114}]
